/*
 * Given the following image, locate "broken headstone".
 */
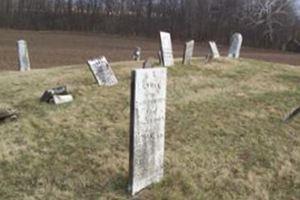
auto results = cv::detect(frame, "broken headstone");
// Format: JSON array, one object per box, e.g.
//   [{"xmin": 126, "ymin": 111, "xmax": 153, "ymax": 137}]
[
  {"xmin": 41, "ymin": 86, "xmax": 73, "ymax": 105},
  {"xmin": 0, "ymin": 105, "xmax": 18, "ymax": 123}
]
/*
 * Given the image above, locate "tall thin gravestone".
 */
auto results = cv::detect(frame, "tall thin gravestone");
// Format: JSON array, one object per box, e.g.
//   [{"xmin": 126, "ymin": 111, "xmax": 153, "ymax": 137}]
[
  {"xmin": 159, "ymin": 31, "xmax": 174, "ymax": 67},
  {"xmin": 129, "ymin": 67, "xmax": 167, "ymax": 195},
  {"xmin": 182, "ymin": 40, "xmax": 195, "ymax": 65},
  {"xmin": 17, "ymin": 40, "xmax": 31, "ymax": 71},
  {"xmin": 228, "ymin": 33, "xmax": 243, "ymax": 59},
  {"xmin": 209, "ymin": 41, "xmax": 220, "ymax": 59}
]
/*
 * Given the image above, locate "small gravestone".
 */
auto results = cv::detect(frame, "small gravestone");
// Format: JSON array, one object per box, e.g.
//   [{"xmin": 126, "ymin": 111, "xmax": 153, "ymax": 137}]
[
  {"xmin": 159, "ymin": 31, "xmax": 174, "ymax": 67},
  {"xmin": 158, "ymin": 50, "xmax": 163, "ymax": 66},
  {"xmin": 228, "ymin": 33, "xmax": 243, "ymax": 59},
  {"xmin": 182, "ymin": 40, "xmax": 195, "ymax": 65},
  {"xmin": 129, "ymin": 67, "xmax": 167, "ymax": 195},
  {"xmin": 209, "ymin": 41, "xmax": 220, "ymax": 59},
  {"xmin": 143, "ymin": 59, "xmax": 153, "ymax": 69},
  {"xmin": 133, "ymin": 47, "xmax": 142, "ymax": 61},
  {"xmin": 17, "ymin": 40, "xmax": 31, "ymax": 71},
  {"xmin": 40, "ymin": 86, "xmax": 73, "ymax": 105},
  {"xmin": 87, "ymin": 56, "xmax": 118, "ymax": 86}
]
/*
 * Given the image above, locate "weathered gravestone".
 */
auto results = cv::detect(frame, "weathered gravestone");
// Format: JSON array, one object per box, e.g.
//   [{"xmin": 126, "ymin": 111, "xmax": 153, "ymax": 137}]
[
  {"xmin": 40, "ymin": 86, "xmax": 74, "ymax": 105},
  {"xmin": 143, "ymin": 59, "xmax": 153, "ymax": 69},
  {"xmin": 133, "ymin": 47, "xmax": 142, "ymax": 61},
  {"xmin": 159, "ymin": 31, "xmax": 174, "ymax": 67},
  {"xmin": 209, "ymin": 41, "xmax": 220, "ymax": 59},
  {"xmin": 129, "ymin": 67, "xmax": 167, "ymax": 195},
  {"xmin": 228, "ymin": 33, "xmax": 243, "ymax": 59},
  {"xmin": 0, "ymin": 104, "xmax": 18, "ymax": 123},
  {"xmin": 158, "ymin": 50, "xmax": 163, "ymax": 66},
  {"xmin": 17, "ymin": 40, "xmax": 31, "ymax": 71},
  {"xmin": 182, "ymin": 40, "xmax": 195, "ymax": 65},
  {"xmin": 87, "ymin": 56, "xmax": 118, "ymax": 86}
]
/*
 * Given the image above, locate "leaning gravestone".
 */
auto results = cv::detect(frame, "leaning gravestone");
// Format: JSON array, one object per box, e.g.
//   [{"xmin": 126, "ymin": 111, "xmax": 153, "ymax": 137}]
[
  {"xmin": 17, "ymin": 40, "xmax": 31, "ymax": 71},
  {"xmin": 159, "ymin": 31, "xmax": 174, "ymax": 67},
  {"xmin": 129, "ymin": 67, "xmax": 167, "ymax": 195},
  {"xmin": 228, "ymin": 33, "xmax": 243, "ymax": 59},
  {"xmin": 182, "ymin": 40, "xmax": 195, "ymax": 65},
  {"xmin": 87, "ymin": 56, "xmax": 118, "ymax": 86},
  {"xmin": 209, "ymin": 41, "xmax": 220, "ymax": 59}
]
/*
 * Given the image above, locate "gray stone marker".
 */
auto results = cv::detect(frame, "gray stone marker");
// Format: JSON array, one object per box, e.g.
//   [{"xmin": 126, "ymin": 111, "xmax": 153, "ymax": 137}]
[
  {"xmin": 159, "ymin": 31, "xmax": 174, "ymax": 67},
  {"xmin": 133, "ymin": 47, "xmax": 142, "ymax": 61},
  {"xmin": 17, "ymin": 40, "xmax": 31, "ymax": 71},
  {"xmin": 129, "ymin": 67, "xmax": 167, "ymax": 195},
  {"xmin": 228, "ymin": 33, "xmax": 243, "ymax": 58},
  {"xmin": 182, "ymin": 40, "xmax": 195, "ymax": 65},
  {"xmin": 87, "ymin": 56, "xmax": 118, "ymax": 86},
  {"xmin": 158, "ymin": 50, "xmax": 163, "ymax": 66},
  {"xmin": 209, "ymin": 41, "xmax": 220, "ymax": 59}
]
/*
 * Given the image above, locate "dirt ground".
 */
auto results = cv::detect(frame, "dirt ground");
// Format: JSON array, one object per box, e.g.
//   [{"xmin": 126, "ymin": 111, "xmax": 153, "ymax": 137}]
[{"xmin": 0, "ymin": 29, "xmax": 299, "ymax": 71}]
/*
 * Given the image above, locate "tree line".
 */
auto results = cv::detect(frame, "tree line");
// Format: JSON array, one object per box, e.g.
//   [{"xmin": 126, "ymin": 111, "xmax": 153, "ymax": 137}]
[{"xmin": 0, "ymin": 0, "xmax": 299, "ymax": 49}]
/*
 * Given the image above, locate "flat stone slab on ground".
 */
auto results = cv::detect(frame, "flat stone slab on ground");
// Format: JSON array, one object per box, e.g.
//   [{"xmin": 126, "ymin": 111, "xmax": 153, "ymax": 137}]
[
  {"xmin": 0, "ymin": 105, "xmax": 18, "ymax": 122},
  {"xmin": 129, "ymin": 67, "xmax": 167, "ymax": 195},
  {"xmin": 41, "ymin": 86, "xmax": 73, "ymax": 105}
]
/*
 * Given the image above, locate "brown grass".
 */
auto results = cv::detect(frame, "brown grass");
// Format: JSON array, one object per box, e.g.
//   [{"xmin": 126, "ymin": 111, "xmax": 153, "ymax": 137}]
[
  {"xmin": 0, "ymin": 58, "xmax": 300, "ymax": 199},
  {"xmin": 0, "ymin": 29, "xmax": 300, "ymax": 71}
]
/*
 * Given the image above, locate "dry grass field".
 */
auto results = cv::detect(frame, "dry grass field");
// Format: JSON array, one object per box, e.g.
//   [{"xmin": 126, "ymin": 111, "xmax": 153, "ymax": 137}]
[
  {"xmin": 0, "ymin": 58, "xmax": 299, "ymax": 199},
  {"xmin": 0, "ymin": 29, "xmax": 299, "ymax": 71}
]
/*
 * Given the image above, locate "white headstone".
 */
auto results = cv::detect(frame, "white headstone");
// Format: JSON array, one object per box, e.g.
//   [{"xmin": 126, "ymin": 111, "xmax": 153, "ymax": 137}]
[
  {"xmin": 17, "ymin": 40, "xmax": 31, "ymax": 71},
  {"xmin": 129, "ymin": 67, "xmax": 167, "ymax": 195},
  {"xmin": 209, "ymin": 41, "xmax": 220, "ymax": 59},
  {"xmin": 182, "ymin": 40, "xmax": 195, "ymax": 65},
  {"xmin": 159, "ymin": 31, "xmax": 174, "ymax": 67},
  {"xmin": 87, "ymin": 56, "xmax": 118, "ymax": 86},
  {"xmin": 228, "ymin": 33, "xmax": 243, "ymax": 59},
  {"xmin": 133, "ymin": 47, "xmax": 141, "ymax": 61}
]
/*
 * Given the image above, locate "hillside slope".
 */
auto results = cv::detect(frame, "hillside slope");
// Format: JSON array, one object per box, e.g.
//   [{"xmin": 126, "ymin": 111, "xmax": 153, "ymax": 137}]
[{"xmin": 0, "ymin": 58, "xmax": 300, "ymax": 199}]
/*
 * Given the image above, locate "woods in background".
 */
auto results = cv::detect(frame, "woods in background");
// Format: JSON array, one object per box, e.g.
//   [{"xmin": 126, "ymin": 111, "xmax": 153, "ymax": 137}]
[{"xmin": 0, "ymin": 0, "xmax": 299, "ymax": 49}]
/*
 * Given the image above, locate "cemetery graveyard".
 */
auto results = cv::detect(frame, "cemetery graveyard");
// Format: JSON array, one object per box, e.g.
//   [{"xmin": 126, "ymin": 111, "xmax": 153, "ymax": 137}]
[
  {"xmin": 0, "ymin": 19, "xmax": 299, "ymax": 200},
  {"xmin": 1, "ymin": 38, "xmax": 300, "ymax": 199}
]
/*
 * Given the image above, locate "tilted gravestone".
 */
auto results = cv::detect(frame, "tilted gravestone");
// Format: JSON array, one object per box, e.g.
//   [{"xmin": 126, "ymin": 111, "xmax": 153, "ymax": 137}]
[
  {"xmin": 228, "ymin": 33, "xmax": 243, "ymax": 59},
  {"xmin": 182, "ymin": 40, "xmax": 195, "ymax": 65},
  {"xmin": 129, "ymin": 67, "xmax": 167, "ymax": 195},
  {"xmin": 87, "ymin": 56, "xmax": 118, "ymax": 86},
  {"xmin": 17, "ymin": 40, "xmax": 31, "ymax": 71},
  {"xmin": 209, "ymin": 41, "xmax": 220, "ymax": 59},
  {"xmin": 159, "ymin": 31, "xmax": 174, "ymax": 67}
]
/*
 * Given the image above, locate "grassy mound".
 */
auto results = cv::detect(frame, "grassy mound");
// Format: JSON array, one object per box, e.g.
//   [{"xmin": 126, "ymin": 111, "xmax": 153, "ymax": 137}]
[{"xmin": 0, "ymin": 58, "xmax": 299, "ymax": 199}]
